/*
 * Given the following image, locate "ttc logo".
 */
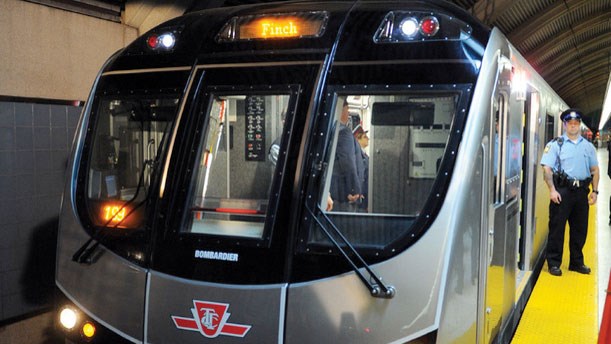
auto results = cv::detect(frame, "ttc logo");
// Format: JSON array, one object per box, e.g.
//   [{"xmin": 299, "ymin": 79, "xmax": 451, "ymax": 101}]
[{"xmin": 172, "ymin": 300, "xmax": 251, "ymax": 338}]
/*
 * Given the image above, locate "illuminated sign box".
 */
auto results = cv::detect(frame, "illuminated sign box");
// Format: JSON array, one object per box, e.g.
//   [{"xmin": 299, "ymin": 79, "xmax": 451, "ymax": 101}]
[
  {"xmin": 102, "ymin": 203, "xmax": 127, "ymax": 223},
  {"xmin": 96, "ymin": 202, "xmax": 135, "ymax": 228},
  {"xmin": 217, "ymin": 11, "xmax": 328, "ymax": 42}
]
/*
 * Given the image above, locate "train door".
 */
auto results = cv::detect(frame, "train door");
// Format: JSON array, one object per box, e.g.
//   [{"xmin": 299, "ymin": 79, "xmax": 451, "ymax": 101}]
[
  {"xmin": 517, "ymin": 88, "xmax": 539, "ymax": 277},
  {"xmin": 482, "ymin": 56, "xmax": 513, "ymax": 343},
  {"xmin": 145, "ymin": 63, "xmax": 322, "ymax": 343}
]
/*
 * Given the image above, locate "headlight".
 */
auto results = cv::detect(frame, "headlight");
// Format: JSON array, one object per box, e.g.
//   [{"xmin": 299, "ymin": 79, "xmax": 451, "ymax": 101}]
[
  {"xmin": 400, "ymin": 18, "xmax": 419, "ymax": 38},
  {"xmin": 59, "ymin": 307, "xmax": 78, "ymax": 330}
]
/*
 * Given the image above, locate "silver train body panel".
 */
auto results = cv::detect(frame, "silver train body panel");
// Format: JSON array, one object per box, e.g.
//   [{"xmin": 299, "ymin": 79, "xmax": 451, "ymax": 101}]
[
  {"xmin": 57, "ymin": 205, "xmax": 147, "ymax": 343},
  {"xmin": 56, "ymin": 66, "xmax": 147, "ymax": 342}
]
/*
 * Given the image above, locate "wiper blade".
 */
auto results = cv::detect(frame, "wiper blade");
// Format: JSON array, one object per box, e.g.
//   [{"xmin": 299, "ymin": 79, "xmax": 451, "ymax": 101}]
[{"xmin": 305, "ymin": 204, "xmax": 396, "ymax": 299}]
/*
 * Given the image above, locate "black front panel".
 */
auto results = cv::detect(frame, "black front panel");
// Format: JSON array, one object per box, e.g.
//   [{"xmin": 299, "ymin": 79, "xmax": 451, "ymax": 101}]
[{"xmin": 152, "ymin": 64, "xmax": 323, "ymax": 284}]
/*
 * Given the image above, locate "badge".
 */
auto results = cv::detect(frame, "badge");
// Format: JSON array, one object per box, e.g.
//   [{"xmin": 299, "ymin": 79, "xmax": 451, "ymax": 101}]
[{"xmin": 544, "ymin": 144, "xmax": 550, "ymax": 153}]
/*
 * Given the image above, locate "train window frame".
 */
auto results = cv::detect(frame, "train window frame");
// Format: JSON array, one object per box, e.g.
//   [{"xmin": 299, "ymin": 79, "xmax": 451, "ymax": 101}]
[
  {"xmin": 492, "ymin": 92, "xmax": 507, "ymax": 205},
  {"xmin": 74, "ymin": 84, "xmax": 183, "ymax": 265},
  {"xmin": 178, "ymin": 84, "xmax": 301, "ymax": 247},
  {"xmin": 544, "ymin": 113, "xmax": 555, "ymax": 144},
  {"xmin": 76, "ymin": 91, "xmax": 181, "ymax": 227},
  {"xmin": 298, "ymin": 84, "xmax": 472, "ymax": 259}
]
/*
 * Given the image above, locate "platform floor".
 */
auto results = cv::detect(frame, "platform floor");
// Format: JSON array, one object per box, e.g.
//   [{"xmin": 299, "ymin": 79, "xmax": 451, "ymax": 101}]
[{"xmin": 511, "ymin": 148, "xmax": 611, "ymax": 343}]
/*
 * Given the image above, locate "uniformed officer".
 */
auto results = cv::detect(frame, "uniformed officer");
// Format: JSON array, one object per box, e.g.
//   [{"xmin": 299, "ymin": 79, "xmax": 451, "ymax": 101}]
[
  {"xmin": 330, "ymin": 99, "xmax": 363, "ymax": 212},
  {"xmin": 540, "ymin": 108, "xmax": 599, "ymax": 276}
]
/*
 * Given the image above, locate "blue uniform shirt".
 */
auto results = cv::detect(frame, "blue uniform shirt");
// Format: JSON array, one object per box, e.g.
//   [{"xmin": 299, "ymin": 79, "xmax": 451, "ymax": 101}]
[{"xmin": 540, "ymin": 134, "xmax": 598, "ymax": 180}]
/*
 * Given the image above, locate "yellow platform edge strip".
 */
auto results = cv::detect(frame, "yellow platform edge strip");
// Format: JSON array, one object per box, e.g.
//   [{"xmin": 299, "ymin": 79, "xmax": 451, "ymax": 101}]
[{"xmin": 511, "ymin": 205, "xmax": 598, "ymax": 343}]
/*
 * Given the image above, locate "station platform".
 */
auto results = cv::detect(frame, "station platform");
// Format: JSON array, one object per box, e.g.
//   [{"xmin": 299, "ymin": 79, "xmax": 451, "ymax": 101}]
[{"xmin": 512, "ymin": 148, "xmax": 611, "ymax": 343}]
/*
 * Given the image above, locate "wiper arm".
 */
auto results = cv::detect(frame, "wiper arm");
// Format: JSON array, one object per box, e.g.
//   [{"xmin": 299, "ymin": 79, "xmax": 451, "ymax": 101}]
[{"xmin": 305, "ymin": 204, "xmax": 396, "ymax": 299}]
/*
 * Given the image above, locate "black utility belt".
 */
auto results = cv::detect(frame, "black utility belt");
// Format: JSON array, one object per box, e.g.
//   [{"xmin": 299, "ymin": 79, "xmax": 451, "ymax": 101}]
[{"xmin": 554, "ymin": 174, "xmax": 592, "ymax": 190}]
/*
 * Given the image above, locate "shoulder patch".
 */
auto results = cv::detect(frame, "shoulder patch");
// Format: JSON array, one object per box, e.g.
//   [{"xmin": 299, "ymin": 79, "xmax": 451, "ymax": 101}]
[{"xmin": 544, "ymin": 143, "xmax": 551, "ymax": 153}]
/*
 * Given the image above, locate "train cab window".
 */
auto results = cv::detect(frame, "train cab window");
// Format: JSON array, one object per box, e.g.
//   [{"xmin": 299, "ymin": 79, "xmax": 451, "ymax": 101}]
[
  {"xmin": 183, "ymin": 93, "xmax": 290, "ymax": 238},
  {"xmin": 84, "ymin": 95, "xmax": 178, "ymax": 229},
  {"xmin": 309, "ymin": 92, "xmax": 460, "ymax": 250}
]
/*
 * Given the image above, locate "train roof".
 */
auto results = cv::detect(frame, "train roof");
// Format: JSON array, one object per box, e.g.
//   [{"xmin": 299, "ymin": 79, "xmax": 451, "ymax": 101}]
[{"xmin": 105, "ymin": 0, "xmax": 490, "ymax": 71}]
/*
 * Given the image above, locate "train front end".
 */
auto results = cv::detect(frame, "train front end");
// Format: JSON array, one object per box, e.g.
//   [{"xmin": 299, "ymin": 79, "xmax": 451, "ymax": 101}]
[{"xmin": 55, "ymin": 1, "xmax": 491, "ymax": 343}]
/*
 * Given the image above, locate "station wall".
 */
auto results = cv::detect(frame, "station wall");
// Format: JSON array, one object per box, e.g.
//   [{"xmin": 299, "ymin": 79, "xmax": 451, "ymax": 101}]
[
  {"xmin": 0, "ymin": 99, "xmax": 80, "ymax": 321},
  {"xmin": 0, "ymin": 0, "xmax": 138, "ymax": 101},
  {"xmin": 0, "ymin": 0, "xmax": 138, "ymax": 323}
]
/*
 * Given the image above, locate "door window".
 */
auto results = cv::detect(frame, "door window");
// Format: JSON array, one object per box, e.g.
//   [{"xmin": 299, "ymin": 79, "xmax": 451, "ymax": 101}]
[{"xmin": 183, "ymin": 93, "xmax": 291, "ymax": 239}]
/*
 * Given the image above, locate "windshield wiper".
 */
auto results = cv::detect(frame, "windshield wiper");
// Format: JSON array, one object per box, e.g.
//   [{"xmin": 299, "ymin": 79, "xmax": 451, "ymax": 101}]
[{"xmin": 305, "ymin": 204, "xmax": 396, "ymax": 299}]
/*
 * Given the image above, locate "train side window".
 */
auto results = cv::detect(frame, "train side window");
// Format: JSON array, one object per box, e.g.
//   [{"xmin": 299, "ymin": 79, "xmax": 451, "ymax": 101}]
[
  {"xmin": 544, "ymin": 113, "xmax": 555, "ymax": 144},
  {"xmin": 492, "ymin": 96, "xmax": 502, "ymax": 204},
  {"xmin": 311, "ymin": 92, "xmax": 458, "ymax": 248},
  {"xmin": 183, "ymin": 93, "xmax": 290, "ymax": 238}
]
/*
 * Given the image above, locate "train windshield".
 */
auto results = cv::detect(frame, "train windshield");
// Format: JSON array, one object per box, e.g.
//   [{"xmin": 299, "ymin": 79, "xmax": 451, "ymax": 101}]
[
  {"xmin": 83, "ymin": 95, "xmax": 178, "ymax": 229},
  {"xmin": 305, "ymin": 90, "xmax": 463, "ymax": 254},
  {"xmin": 184, "ymin": 93, "xmax": 290, "ymax": 239}
]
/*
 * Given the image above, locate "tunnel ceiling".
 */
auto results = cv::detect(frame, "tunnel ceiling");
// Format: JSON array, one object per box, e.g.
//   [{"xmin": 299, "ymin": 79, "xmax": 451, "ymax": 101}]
[
  {"xmin": 452, "ymin": 0, "xmax": 611, "ymax": 131},
  {"xmin": 51, "ymin": 0, "xmax": 611, "ymax": 130}
]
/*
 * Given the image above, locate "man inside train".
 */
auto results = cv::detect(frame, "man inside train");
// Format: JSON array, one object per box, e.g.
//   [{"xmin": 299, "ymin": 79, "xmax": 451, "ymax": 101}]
[
  {"xmin": 329, "ymin": 99, "xmax": 363, "ymax": 212},
  {"xmin": 353, "ymin": 124, "xmax": 369, "ymax": 212}
]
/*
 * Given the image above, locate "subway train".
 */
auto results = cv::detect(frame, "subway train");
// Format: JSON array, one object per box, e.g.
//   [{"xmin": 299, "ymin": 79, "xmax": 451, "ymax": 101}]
[{"xmin": 55, "ymin": 0, "xmax": 569, "ymax": 343}]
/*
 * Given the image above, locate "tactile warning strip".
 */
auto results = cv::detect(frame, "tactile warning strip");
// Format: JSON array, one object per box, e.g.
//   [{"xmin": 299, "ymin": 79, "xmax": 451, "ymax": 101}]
[{"xmin": 511, "ymin": 206, "xmax": 598, "ymax": 343}]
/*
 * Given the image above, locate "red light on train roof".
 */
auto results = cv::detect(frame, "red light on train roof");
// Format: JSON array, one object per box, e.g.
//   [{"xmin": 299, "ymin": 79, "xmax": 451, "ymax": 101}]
[
  {"xmin": 147, "ymin": 34, "xmax": 158, "ymax": 49},
  {"xmin": 146, "ymin": 33, "xmax": 176, "ymax": 50},
  {"xmin": 374, "ymin": 11, "xmax": 472, "ymax": 43},
  {"xmin": 420, "ymin": 16, "xmax": 439, "ymax": 36}
]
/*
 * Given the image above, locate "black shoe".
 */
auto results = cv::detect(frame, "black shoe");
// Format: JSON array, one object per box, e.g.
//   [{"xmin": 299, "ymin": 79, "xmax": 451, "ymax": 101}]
[
  {"xmin": 568, "ymin": 264, "xmax": 591, "ymax": 274},
  {"xmin": 549, "ymin": 266, "xmax": 562, "ymax": 276}
]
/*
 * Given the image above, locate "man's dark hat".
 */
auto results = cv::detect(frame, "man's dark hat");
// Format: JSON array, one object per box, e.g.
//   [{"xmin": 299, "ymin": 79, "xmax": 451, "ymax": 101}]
[
  {"xmin": 560, "ymin": 108, "xmax": 583, "ymax": 122},
  {"xmin": 352, "ymin": 124, "xmax": 368, "ymax": 136}
]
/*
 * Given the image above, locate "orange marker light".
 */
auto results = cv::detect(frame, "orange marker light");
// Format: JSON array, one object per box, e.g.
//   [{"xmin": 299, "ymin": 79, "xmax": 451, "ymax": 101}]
[{"xmin": 82, "ymin": 322, "xmax": 96, "ymax": 339}]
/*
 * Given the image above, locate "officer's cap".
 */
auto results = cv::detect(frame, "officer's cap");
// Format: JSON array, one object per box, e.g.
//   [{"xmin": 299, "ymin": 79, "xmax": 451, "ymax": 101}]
[
  {"xmin": 560, "ymin": 108, "xmax": 583, "ymax": 122},
  {"xmin": 352, "ymin": 124, "xmax": 368, "ymax": 137}
]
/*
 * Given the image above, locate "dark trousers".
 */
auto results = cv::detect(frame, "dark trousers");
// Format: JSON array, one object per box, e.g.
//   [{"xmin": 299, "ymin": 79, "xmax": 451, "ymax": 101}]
[{"xmin": 547, "ymin": 186, "xmax": 589, "ymax": 268}]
